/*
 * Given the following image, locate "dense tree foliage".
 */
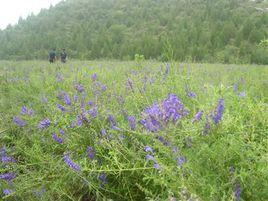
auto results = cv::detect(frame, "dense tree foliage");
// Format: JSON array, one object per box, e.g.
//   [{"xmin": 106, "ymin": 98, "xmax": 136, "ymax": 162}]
[{"xmin": 0, "ymin": 0, "xmax": 267, "ymax": 64}]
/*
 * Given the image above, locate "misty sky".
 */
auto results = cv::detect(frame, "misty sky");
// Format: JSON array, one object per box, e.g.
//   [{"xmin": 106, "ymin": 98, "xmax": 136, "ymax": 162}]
[{"xmin": 0, "ymin": 0, "xmax": 62, "ymax": 30}]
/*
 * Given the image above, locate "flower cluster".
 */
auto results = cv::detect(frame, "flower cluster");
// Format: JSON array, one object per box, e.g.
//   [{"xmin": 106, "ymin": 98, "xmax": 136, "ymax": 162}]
[
  {"xmin": 38, "ymin": 119, "xmax": 51, "ymax": 129},
  {"xmin": 141, "ymin": 94, "xmax": 189, "ymax": 132},
  {"xmin": 212, "ymin": 99, "xmax": 225, "ymax": 124},
  {"xmin": 63, "ymin": 153, "xmax": 81, "ymax": 171}
]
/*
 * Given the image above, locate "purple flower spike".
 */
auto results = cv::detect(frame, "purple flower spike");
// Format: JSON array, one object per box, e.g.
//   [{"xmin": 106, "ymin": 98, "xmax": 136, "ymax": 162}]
[
  {"xmin": 38, "ymin": 119, "xmax": 51, "ymax": 129},
  {"xmin": 75, "ymin": 83, "xmax": 85, "ymax": 93},
  {"xmin": 2, "ymin": 156, "xmax": 16, "ymax": 163},
  {"xmin": 177, "ymin": 156, "xmax": 186, "ymax": 167},
  {"xmin": 188, "ymin": 91, "xmax": 197, "ymax": 98},
  {"xmin": 153, "ymin": 163, "xmax": 161, "ymax": 170},
  {"xmin": 73, "ymin": 95, "xmax": 78, "ymax": 102},
  {"xmin": 127, "ymin": 116, "xmax": 136, "ymax": 130},
  {"xmin": 101, "ymin": 85, "xmax": 107, "ymax": 91},
  {"xmin": 52, "ymin": 133, "xmax": 64, "ymax": 144},
  {"xmin": 233, "ymin": 83, "xmax": 238, "ymax": 92},
  {"xmin": 99, "ymin": 173, "xmax": 108, "ymax": 186},
  {"xmin": 0, "ymin": 172, "xmax": 16, "ymax": 181},
  {"xmin": 213, "ymin": 99, "xmax": 225, "ymax": 124},
  {"xmin": 13, "ymin": 116, "xmax": 27, "ymax": 127},
  {"xmin": 76, "ymin": 117, "xmax": 83, "ymax": 127},
  {"xmin": 144, "ymin": 146, "xmax": 153, "ymax": 153},
  {"xmin": 3, "ymin": 189, "xmax": 13, "ymax": 196},
  {"xmin": 88, "ymin": 100, "xmax": 94, "ymax": 106},
  {"xmin": 234, "ymin": 184, "xmax": 242, "ymax": 201},
  {"xmin": 146, "ymin": 154, "xmax": 157, "ymax": 163},
  {"xmin": 21, "ymin": 106, "xmax": 28, "ymax": 115},
  {"xmin": 63, "ymin": 153, "xmax": 81, "ymax": 171},
  {"xmin": 108, "ymin": 115, "xmax": 117, "ymax": 126},
  {"xmin": 88, "ymin": 107, "xmax": 98, "ymax": 118},
  {"xmin": 101, "ymin": 129, "xmax": 107, "ymax": 136},
  {"xmin": 87, "ymin": 146, "xmax": 96, "ymax": 160},
  {"xmin": 59, "ymin": 129, "xmax": 65, "ymax": 135},
  {"xmin": 92, "ymin": 73, "xmax": 97, "ymax": 81},
  {"xmin": 192, "ymin": 111, "xmax": 203, "ymax": 123},
  {"xmin": 57, "ymin": 104, "xmax": 66, "ymax": 112},
  {"xmin": 63, "ymin": 93, "xmax": 72, "ymax": 105}
]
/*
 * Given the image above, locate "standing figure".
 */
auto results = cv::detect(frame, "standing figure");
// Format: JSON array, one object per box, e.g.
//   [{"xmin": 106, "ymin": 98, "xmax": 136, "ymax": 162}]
[
  {"xmin": 49, "ymin": 49, "xmax": 57, "ymax": 63},
  {"xmin": 60, "ymin": 49, "xmax": 67, "ymax": 63}
]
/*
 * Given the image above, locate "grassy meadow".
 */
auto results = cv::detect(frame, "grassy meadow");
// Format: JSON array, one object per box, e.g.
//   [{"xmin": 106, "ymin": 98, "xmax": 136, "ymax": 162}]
[{"xmin": 0, "ymin": 60, "xmax": 267, "ymax": 200}]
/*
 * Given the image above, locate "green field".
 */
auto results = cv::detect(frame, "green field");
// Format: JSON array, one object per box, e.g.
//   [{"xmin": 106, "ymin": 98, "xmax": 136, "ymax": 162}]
[{"xmin": 0, "ymin": 61, "xmax": 267, "ymax": 200}]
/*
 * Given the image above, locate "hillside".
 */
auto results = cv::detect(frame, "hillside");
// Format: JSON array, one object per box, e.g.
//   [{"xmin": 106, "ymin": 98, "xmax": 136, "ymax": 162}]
[{"xmin": 0, "ymin": 0, "xmax": 267, "ymax": 63}]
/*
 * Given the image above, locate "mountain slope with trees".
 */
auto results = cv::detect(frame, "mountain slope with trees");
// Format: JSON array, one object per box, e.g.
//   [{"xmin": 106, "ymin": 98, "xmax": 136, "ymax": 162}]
[{"xmin": 0, "ymin": 0, "xmax": 267, "ymax": 63}]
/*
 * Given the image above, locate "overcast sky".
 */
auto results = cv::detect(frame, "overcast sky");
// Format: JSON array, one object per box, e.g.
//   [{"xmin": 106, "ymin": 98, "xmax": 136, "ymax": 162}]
[{"xmin": 0, "ymin": 0, "xmax": 62, "ymax": 30}]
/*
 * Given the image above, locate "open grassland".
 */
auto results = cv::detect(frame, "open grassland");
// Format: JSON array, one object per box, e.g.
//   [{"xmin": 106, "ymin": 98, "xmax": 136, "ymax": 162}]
[{"xmin": 0, "ymin": 61, "xmax": 267, "ymax": 201}]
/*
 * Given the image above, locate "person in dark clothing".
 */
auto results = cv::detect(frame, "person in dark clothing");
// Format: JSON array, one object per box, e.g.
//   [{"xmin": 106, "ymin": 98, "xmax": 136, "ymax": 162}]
[
  {"xmin": 49, "ymin": 49, "xmax": 57, "ymax": 63},
  {"xmin": 60, "ymin": 49, "xmax": 67, "ymax": 63}
]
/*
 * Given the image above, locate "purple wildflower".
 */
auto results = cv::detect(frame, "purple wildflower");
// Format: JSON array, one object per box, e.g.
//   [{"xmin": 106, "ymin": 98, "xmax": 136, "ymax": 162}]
[
  {"xmin": 192, "ymin": 111, "xmax": 203, "ymax": 123},
  {"xmin": 233, "ymin": 83, "xmax": 238, "ymax": 92},
  {"xmin": 101, "ymin": 129, "xmax": 107, "ymax": 136},
  {"xmin": 162, "ymin": 94, "xmax": 189, "ymax": 122},
  {"xmin": 234, "ymin": 184, "xmax": 242, "ymax": 201},
  {"xmin": 101, "ymin": 85, "xmax": 107, "ymax": 91},
  {"xmin": 154, "ymin": 163, "xmax": 162, "ymax": 170},
  {"xmin": 13, "ymin": 116, "xmax": 27, "ymax": 127},
  {"xmin": 1, "ymin": 156, "xmax": 16, "ymax": 163},
  {"xmin": 99, "ymin": 173, "xmax": 108, "ymax": 185},
  {"xmin": 213, "ymin": 99, "xmax": 225, "ymax": 124},
  {"xmin": 108, "ymin": 115, "xmax": 117, "ymax": 126},
  {"xmin": 88, "ymin": 107, "xmax": 98, "ymax": 118},
  {"xmin": 21, "ymin": 106, "xmax": 28, "ymax": 115},
  {"xmin": 0, "ymin": 147, "xmax": 6, "ymax": 156},
  {"xmin": 63, "ymin": 93, "xmax": 72, "ymax": 105},
  {"xmin": 146, "ymin": 154, "xmax": 156, "ymax": 162},
  {"xmin": 157, "ymin": 136, "xmax": 170, "ymax": 146},
  {"xmin": 52, "ymin": 133, "xmax": 64, "ymax": 144},
  {"xmin": 0, "ymin": 172, "xmax": 16, "ymax": 181},
  {"xmin": 28, "ymin": 109, "xmax": 35, "ymax": 116},
  {"xmin": 203, "ymin": 120, "xmax": 211, "ymax": 135},
  {"xmin": 76, "ymin": 116, "xmax": 83, "ymax": 127},
  {"xmin": 144, "ymin": 146, "xmax": 153, "ymax": 153},
  {"xmin": 127, "ymin": 116, "xmax": 136, "ymax": 130},
  {"xmin": 73, "ymin": 95, "xmax": 78, "ymax": 102},
  {"xmin": 38, "ymin": 119, "xmax": 51, "ymax": 129},
  {"xmin": 177, "ymin": 156, "xmax": 186, "ymax": 167},
  {"xmin": 111, "ymin": 125, "xmax": 121, "ymax": 131},
  {"xmin": 57, "ymin": 104, "xmax": 66, "ymax": 112},
  {"xmin": 172, "ymin": 146, "xmax": 179, "ymax": 153},
  {"xmin": 238, "ymin": 91, "xmax": 246, "ymax": 98},
  {"xmin": 140, "ymin": 103, "xmax": 163, "ymax": 132},
  {"xmin": 63, "ymin": 153, "xmax": 81, "ymax": 171},
  {"xmin": 3, "ymin": 189, "xmax": 13, "ymax": 196},
  {"xmin": 59, "ymin": 129, "xmax": 65, "ymax": 135},
  {"xmin": 88, "ymin": 100, "xmax": 94, "ymax": 106},
  {"xmin": 75, "ymin": 83, "xmax": 85, "ymax": 93},
  {"xmin": 87, "ymin": 146, "xmax": 96, "ymax": 160},
  {"xmin": 92, "ymin": 73, "xmax": 97, "ymax": 81},
  {"xmin": 188, "ymin": 91, "xmax": 197, "ymax": 98}
]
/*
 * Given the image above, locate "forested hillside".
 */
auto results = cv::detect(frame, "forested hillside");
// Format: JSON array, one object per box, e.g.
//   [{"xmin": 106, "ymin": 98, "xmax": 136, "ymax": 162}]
[{"xmin": 0, "ymin": 0, "xmax": 267, "ymax": 63}]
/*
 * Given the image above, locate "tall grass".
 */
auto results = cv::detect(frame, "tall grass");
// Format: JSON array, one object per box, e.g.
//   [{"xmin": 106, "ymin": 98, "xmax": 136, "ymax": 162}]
[{"xmin": 0, "ymin": 61, "xmax": 267, "ymax": 200}]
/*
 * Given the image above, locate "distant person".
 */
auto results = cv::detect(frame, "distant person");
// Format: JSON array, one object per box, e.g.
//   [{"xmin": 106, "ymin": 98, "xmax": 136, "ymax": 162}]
[
  {"xmin": 49, "ymin": 49, "xmax": 57, "ymax": 63},
  {"xmin": 60, "ymin": 49, "xmax": 67, "ymax": 63}
]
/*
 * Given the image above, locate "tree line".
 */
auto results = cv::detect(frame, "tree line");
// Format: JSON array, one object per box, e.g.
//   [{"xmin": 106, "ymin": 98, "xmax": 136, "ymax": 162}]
[{"xmin": 0, "ymin": 0, "xmax": 267, "ymax": 64}]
